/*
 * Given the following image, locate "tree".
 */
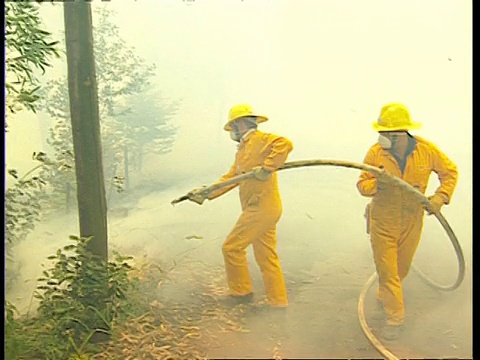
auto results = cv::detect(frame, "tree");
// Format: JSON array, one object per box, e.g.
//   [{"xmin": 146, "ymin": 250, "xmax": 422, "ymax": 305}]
[
  {"xmin": 5, "ymin": 2, "xmax": 61, "ymax": 289},
  {"xmin": 38, "ymin": 7, "xmax": 178, "ymax": 206},
  {"xmin": 5, "ymin": 2, "xmax": 60, "ymax": 118},
  {"xmin": 63, "ymin": 0, "xmax": 108, "ymax": 260},
  {"xmin": 116, "ymin": 89, "xmax": 179, "ymax": 173}
]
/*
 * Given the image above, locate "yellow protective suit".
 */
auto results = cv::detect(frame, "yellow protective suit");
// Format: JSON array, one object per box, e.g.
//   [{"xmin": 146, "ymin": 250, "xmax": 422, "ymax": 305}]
[
  {"xmin": 209, "ymin": 130, "xmax": 293, "ymax": 307},
  {"xmin": 357, "ymin": 135, "xmax": 458, "ymax": 325}
]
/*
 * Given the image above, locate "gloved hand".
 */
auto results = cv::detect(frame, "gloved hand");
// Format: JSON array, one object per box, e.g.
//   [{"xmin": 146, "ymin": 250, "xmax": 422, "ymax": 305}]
[
  {"xmin": 252, "ymin": 166, "xmax": 271, "ymax": 181},
  {"xmin": 376, "ymin": 167, "xmax": 391, "ymax": 190},
  {"xmin": 187, "ymin": 186, "xmax": 209, "ymax": 205},
  {"xmin": 426, "ymin": 193, "xmax": 446, "ymax": 215}
]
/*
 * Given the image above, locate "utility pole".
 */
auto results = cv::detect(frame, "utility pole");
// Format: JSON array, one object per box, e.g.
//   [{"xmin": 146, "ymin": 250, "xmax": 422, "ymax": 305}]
[{"xmin": 64, "ymin": 1, "xmax": 108, "ymax": 261}]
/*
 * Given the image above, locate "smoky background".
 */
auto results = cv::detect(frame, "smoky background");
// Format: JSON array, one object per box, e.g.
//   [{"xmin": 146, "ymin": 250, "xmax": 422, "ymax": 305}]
[{"xmin": 5, "ymin": 0, "xmax": 472, "ymax": 358}]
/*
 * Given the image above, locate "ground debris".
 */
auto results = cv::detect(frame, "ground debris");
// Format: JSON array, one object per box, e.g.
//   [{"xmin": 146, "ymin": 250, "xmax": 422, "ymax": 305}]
[{"xmin": 91, "ymin": 258, "xmax": 254, "ymax": 360}]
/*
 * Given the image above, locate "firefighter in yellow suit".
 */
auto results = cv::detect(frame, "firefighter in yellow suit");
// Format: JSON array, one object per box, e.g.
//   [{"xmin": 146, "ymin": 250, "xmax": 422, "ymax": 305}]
[
  {"xmin": 188, "ymin": 104, "xmax": 293, "ymax": 308},
  {"xmin": 357, "ymin": 103, "xmax": 458, "ymax": 340}
]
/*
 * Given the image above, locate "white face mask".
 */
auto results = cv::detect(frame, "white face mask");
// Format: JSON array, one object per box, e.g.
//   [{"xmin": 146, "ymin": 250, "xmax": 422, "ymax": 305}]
[
  {"xmin": 230, "ymin": 130, "xmax": 241, "ymax": 142},
  {"xmin": 378, "ymin": 134, "xmax": 392, "ymax": 149},
  {"xmin": 378, "ymin": 132, "xmax": 405, "ymax": 149}
]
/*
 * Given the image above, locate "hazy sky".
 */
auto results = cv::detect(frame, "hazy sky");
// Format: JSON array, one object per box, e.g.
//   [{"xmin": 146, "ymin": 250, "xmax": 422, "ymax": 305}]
[
  {"xmin": 6, "ymin": 0, "xmax": 472, "ymax": 209},
  {"xmin": 7, "ymin": 0, "xmax": 472, "ymax": 231},
  {"xmin": 6, "ymin": 0, "xmax": 472, "ymax": 177},
  {"xmin": 6, "ymin": 0, "xmax": 472, "ymax": 235}
]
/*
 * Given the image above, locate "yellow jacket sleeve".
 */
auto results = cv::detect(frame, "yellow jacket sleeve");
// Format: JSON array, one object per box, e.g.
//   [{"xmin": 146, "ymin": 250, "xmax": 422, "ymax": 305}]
[
  {"xmin": 208, "ymin": 163, "xmax": 239, "ymax": 200},
  {"xmin": 262, "ymin": 136, "xmax": 294, "ymax": 172},
  {"xmin": 430, "ymin": 144, "xmax": 458, "ymax": 204},
  {"xmin": 357, "ymin": 147, "xmax": 379, "ymax": 197}
]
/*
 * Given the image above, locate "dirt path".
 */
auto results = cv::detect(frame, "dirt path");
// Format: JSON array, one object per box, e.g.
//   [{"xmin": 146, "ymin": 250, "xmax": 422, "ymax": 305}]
[
  {"xmin": 111, "ymin": 185, "xmax": 472, "ymax": 359},
  {"xmin": 155, "ymin": 237, "xmax": 472, "ymax": 360}
]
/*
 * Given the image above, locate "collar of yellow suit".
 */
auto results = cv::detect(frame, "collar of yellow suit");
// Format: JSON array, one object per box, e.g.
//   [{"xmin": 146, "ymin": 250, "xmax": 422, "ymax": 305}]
[{"xmin": 241, "ymin": 129, "xmax": 256, "ymax": 143}]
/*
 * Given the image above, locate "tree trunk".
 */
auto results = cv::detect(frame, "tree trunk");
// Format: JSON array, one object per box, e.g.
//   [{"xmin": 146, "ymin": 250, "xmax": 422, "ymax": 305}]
[{"xmin": 64, "ymin": 1, "xmax": 108, "ymax": 261}]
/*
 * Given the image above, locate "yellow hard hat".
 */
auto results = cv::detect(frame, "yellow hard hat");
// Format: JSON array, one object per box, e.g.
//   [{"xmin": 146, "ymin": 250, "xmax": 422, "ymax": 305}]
[
  {"xmin": 224, "ymin": 103, "xmax": 268, "ymax": 131},
  {"xmin": 372, "ymin": 103, "xmax": 422, "ymax": 132}
]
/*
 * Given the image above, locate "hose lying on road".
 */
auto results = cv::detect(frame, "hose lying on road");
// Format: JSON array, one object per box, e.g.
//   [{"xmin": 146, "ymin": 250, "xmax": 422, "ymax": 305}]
[{"xmin": 171, "ymin": 159, "xmax": 465, "ymax": 359}]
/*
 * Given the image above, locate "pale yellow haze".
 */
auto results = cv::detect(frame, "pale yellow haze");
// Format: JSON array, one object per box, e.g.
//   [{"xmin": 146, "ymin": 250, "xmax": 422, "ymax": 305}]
[
  {"xmin": 5, "ymin": 0, "xmax": 472, "ymax": 332},
  {"xmin": 6, "ymin": 0, "xmax": 472, "ymax": 256}
]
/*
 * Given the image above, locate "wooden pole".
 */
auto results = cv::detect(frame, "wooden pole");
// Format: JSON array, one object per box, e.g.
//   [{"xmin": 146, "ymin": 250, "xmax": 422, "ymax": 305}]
[{"xmin": 64, "ymin": 1, "xmax": 108, "ymax": 261}]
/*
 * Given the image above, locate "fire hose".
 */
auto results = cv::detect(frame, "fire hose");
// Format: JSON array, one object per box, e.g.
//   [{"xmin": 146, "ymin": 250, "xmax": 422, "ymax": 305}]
[{"xmin": 171, "ymin": 159, "xmax": 465, "ymax": 360}]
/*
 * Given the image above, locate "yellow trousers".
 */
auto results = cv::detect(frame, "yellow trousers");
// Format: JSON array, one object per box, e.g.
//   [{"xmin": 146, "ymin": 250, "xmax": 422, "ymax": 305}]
[
  {"xmin": 222, "ymin": 205, "xmax": 288, "ymax": 307},
  {"xmin": 370, "ymin": 205, "xmax": 424, "ymax": 325}
]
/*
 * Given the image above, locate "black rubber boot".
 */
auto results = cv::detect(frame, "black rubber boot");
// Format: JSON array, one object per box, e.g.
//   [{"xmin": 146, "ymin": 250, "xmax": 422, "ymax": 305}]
[{"xmin": 218, "ymin": 293, "xmax": 254, "ymax": 307}]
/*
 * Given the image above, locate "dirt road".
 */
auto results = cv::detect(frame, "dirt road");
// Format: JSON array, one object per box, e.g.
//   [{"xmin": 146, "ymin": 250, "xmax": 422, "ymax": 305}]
[{"xmin": 154, "ymin": 233, "xmax": 472, "ymax": 360}]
